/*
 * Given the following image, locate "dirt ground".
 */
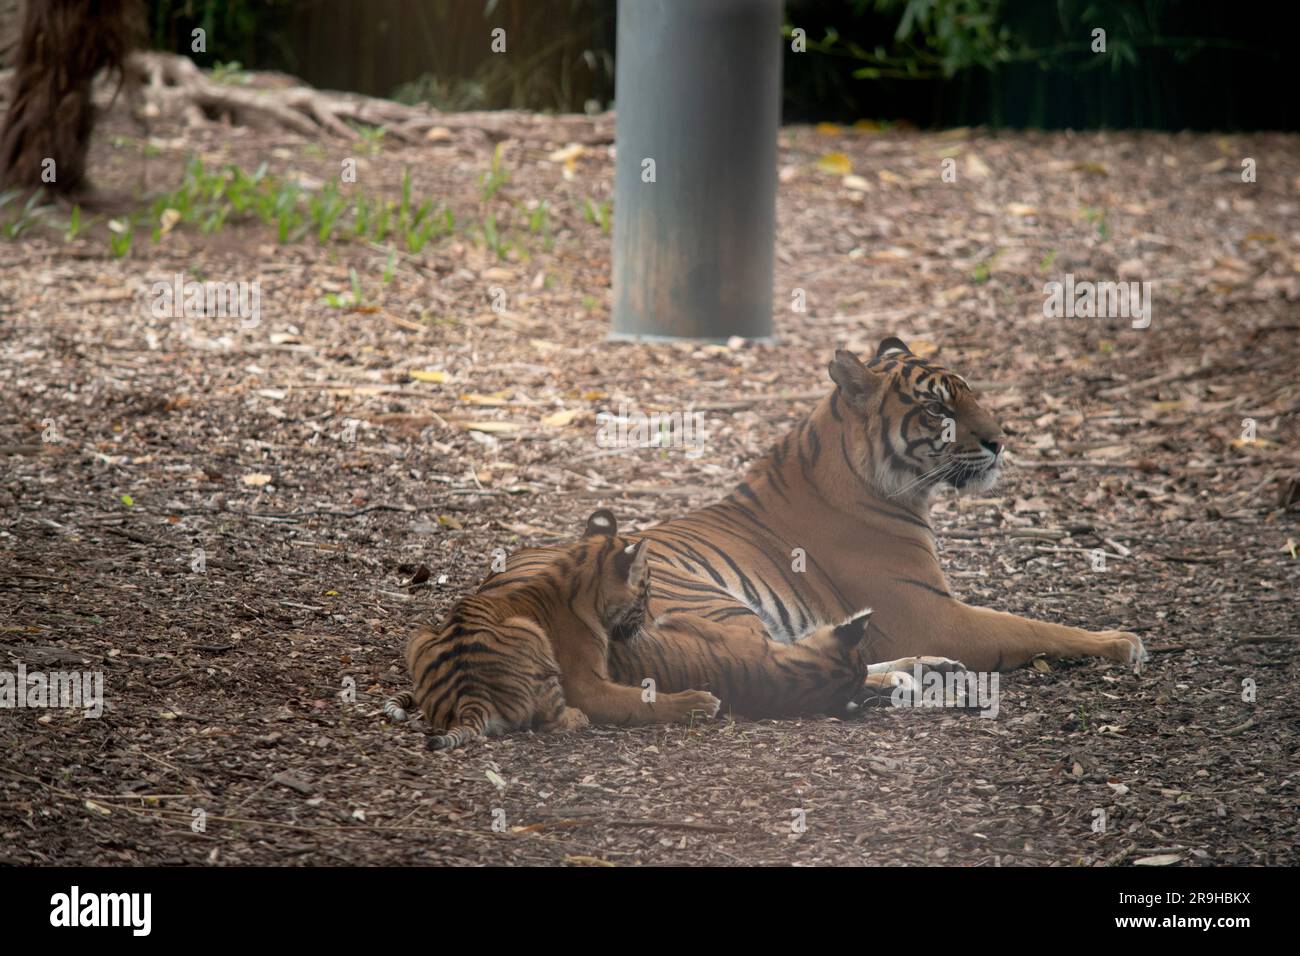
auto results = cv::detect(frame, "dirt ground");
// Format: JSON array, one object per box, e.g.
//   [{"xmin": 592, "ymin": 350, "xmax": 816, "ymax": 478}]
[{"xmin": 2, "ymin": 101, "xmax": 1298, "ymax": 866}]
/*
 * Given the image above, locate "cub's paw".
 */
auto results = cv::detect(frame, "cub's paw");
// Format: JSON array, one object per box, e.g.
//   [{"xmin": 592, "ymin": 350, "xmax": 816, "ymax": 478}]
[
  {"xmin": 1100, "ymin": 630, "xmax": 1148, "ymax": 673},
  {"xmin": 668, "ymin": 690, "xmax": 722, "ymax": 721},
  {"xmin": 546, "ymin": 707, "xmax": 590, "ymax": 733}
]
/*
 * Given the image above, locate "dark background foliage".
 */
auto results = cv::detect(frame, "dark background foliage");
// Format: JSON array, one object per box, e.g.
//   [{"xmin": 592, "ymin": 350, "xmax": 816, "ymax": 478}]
[
  {"xmin": 782, "ymin": 0, "xmax": 1293, "ymax": 130},
  {"xmin": 140, "ymin": 0, "xmax": 1293, "ymax": 129}
]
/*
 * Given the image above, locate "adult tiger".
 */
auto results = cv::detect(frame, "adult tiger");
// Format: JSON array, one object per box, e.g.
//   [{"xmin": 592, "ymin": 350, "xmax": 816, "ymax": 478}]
[{"xmin": 609, "ymin": 336, "xmax": 1147, "ymax": 679}]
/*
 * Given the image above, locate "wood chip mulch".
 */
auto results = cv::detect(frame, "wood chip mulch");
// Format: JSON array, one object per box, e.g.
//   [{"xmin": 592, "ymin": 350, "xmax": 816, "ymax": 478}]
[{"xmin": 1, "ymin": 108, "xmax": 1297, "ymax": 866}]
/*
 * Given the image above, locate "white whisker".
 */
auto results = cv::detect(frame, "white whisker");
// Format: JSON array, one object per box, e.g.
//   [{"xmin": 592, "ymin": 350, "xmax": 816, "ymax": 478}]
[{"xmin": 887, "ymin": 458, "xmax": 958, "ymax": 499}]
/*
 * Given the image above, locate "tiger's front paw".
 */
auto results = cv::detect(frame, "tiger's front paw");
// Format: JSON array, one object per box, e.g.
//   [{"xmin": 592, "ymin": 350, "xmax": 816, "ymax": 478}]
[
  {"xmin": 664, "ymin": 690, "xmax": 722, "ymax": 721},
  {"xmin": 866, "ymin": 655, "xmax": 967, "ymax": 677},
  {"xmin": 1100, "ymin": 630, "xmax": 1148, "ymax": 673},
  {"xmin": 852, "ymin": 670, "xmax": 913, "ymax": 709}
]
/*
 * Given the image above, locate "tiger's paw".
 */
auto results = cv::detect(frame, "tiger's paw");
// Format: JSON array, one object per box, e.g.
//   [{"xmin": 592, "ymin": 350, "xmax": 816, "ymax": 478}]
[
  {"xmin": 850, "ymin": 657, "xmax": 968, "ymax": 712},
  {"xmin": 1100, "ymin": 630, "xmax": 1148, "ymax": 674},
  {"xmin": 666, "ymin": 690, "xmax": 721, "ymax": 721},
  {"xmin": 866, "ymin": 655, "xmax": 967, "ymax": 677},
  {"xmin": 851, "ymin": 670, "xmax": 915, "ymax": 709}
]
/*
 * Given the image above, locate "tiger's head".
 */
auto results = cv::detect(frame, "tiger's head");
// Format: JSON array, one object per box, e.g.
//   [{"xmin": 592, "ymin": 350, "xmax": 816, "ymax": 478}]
[
  {"xmin": 579, "ymin": 508, "xmax": 650, "ymax": 643},
  {"xmin": 828, "ymin": 336, "xmax": 1006, "ymax": 502}
]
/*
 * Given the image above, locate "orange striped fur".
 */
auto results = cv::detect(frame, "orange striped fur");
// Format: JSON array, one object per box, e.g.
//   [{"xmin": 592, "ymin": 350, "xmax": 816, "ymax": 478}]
[{"xmin": 622, "ymin": 337, "xmax": 1146, "ymax": 674}]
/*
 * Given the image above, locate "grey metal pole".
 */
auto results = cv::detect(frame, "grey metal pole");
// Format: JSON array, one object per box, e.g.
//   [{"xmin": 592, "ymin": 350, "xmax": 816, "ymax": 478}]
[{"xmin": 611, "ymin": 0, "xmax": 781, "ymax": 342}]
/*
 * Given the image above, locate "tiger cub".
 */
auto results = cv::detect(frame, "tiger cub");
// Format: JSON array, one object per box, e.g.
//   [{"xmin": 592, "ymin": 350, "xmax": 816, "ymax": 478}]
[{"xmin": 386, "ymin": 509, "xmax": 716, "ymax": 749}]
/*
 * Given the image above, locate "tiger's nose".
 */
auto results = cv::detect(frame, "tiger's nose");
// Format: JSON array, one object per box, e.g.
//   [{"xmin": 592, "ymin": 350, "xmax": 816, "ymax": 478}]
[{"xmin": 980, "ymin": 438, "xmax": 1004, "ymax": 458}]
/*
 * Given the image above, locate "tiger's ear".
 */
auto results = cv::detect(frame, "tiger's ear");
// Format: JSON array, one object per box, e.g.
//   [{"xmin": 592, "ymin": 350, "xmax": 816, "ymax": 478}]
[
  {"xmin": 828, "ymin": 349, "xmax": 878, "ymax": 407},
  {"xmin": 832, "ymin": 608, "xmax": 873, "ymax": 647},
  {"xmin": 612, "ymin": 539, "xmax": 649, "ymax": 589},
  {"xmin": 875, "ymin": 336, "xmax": 911, "ymax": 359},
  {"xmin": 584, "ymin": 508, "xmax": 617, "ymax": 537}
]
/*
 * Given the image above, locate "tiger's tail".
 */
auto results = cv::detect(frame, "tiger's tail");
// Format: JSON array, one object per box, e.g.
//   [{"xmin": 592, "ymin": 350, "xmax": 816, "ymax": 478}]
[
  {"xmin": 384, "ymin": 692, "xmax": 416, "ymax": 722},
  {"xmin": 427, "ymin": 701, "xmax": 491, "ymax": 751}
]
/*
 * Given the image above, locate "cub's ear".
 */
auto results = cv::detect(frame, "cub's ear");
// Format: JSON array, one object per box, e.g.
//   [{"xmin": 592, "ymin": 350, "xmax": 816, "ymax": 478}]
[
  {"xmin": 828, "ymin": 349, "xmax": 878, "ymax": 407},
  {"xmin": 832, "ymin": 608, "xmax": 873, "ymax": 647},
  {"xmin": 584, "ymin": 508, "xmax": 617, "ymax": 537},
  {"xmin": 612, "ymin": 538, "xmax": 649, "ymax": 589},
  {"xmin": 875, "ymin": 336, "xmax": 911, "ymax": 359}
]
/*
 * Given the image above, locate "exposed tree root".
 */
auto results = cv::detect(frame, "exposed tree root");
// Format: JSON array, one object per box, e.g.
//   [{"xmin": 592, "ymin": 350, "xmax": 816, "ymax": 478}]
[
  {"xmin": 0, "ymin": 51, "xmax": 615, "ymax": 146},
  {"xmin": 129, "ymin": 51, "xmax": 405, "ymax": 140}
]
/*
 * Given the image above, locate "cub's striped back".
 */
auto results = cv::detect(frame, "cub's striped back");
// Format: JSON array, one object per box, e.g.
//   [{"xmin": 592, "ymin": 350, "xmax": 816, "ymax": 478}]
[{"xmin": 388, "ymin": 509, "xmax": 648, "ymax": 749}]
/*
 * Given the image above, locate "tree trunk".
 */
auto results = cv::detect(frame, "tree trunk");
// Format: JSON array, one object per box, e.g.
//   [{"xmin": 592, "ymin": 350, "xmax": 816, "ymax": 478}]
[{"xmin": 0, "ymin": 0, "xmax": 143, "ymax": 196}]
